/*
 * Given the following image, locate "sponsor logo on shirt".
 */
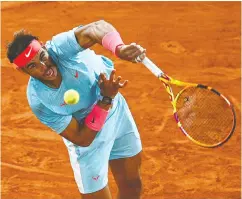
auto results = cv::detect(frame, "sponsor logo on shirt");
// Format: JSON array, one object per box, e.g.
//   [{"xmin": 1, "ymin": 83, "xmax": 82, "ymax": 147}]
[
  {"xmin": 60, "ymin": 102, "xmax": 67, "ymax": 106},
  {"xmin": 74, "ymin": 70, "xmax": 79, "ymax": 78}
]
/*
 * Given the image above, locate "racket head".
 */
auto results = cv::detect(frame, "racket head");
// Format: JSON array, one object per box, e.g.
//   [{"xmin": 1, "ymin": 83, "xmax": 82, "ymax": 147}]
[{"xmin": 173, "ymin": 84, "xmax": 236, "ymax": 148}]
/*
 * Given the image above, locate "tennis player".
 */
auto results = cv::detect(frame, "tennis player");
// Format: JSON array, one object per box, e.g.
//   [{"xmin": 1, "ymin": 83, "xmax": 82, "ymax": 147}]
[{"xmin": 7, "ymin": 20, "xmax": 146, "ymax": 199}]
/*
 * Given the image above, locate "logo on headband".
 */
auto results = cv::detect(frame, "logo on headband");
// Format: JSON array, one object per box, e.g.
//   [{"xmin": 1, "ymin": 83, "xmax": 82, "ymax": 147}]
[{"xmin": 25, "ymin": 47, "xmax": 33, "ymax": 58}]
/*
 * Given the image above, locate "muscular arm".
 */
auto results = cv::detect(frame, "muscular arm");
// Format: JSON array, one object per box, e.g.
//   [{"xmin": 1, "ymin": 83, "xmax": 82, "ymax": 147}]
[
  {"xmin": 74, "ymin": 20, "xmax": 116, "ymax": 49},
  {"xmin": 74, "ymin": 20, "xmax": 146, "ymax": 62}
]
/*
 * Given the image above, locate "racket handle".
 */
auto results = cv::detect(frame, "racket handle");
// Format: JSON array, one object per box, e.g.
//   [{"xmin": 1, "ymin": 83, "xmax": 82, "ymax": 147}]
[{"xmin": 141, "ymin": 57, "xmax": 164, "ymax": 78}]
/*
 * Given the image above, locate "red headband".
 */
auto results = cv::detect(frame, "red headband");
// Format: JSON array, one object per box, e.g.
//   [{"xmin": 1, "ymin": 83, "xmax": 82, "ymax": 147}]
[{"xmin": 13, "ymin": 39, "xmax": 42, "ymax": 68}]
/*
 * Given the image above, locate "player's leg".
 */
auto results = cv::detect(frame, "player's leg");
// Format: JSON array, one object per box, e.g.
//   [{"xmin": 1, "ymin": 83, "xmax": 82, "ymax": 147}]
[
  {"xmin": 62, "ymin": 138, "xmax": 114, "ymax": 199},
  {"xmin": 108, "ymin": 93, "xmax": 143, "ymax": 199},
  {"xmin": 109, "ymin": 151, "xmax": 142, "ymax": 199},
  {"xmin": 109, "ymin": 129, "xmax": 142, "ymax": 199},
  {"xmin": 82, "ymin": 185, "xmax": 112, "ymax": 199}
]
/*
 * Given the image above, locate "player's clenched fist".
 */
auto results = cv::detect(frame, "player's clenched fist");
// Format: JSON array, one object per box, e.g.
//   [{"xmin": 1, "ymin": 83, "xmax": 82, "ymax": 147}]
[
  {"xmin": 98, "ymin": 69, "xmax": 128, "ymax": 98},
  {"xmin": 116, "ymin": 43, "xmax": 146, "ymax": 63}
]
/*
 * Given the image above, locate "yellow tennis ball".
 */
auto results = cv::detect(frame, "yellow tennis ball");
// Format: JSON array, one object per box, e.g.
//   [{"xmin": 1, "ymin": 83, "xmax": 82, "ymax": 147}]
[{"xmin": 64, "ymin": 89, "xmax": 80, "ymax": 105}]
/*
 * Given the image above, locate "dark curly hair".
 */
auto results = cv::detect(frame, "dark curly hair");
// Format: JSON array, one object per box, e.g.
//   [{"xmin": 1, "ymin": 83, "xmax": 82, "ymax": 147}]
[{"xmin": 7, "ymin": 29, "xmax": 39, "ymax": 63}]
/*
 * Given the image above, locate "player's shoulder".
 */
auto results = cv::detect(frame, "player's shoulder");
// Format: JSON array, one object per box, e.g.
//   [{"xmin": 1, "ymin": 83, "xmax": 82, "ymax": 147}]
[
  {"xmin": 46, "ymin": 25, "xmax": 82, "ymax": 49},
  {"xmin": 26, "ymin": 77, "xmax": 41, "ymax": 108},
  {"xmin": 45, "ymin": 25, "xmax": 84, "ymax": 59}
]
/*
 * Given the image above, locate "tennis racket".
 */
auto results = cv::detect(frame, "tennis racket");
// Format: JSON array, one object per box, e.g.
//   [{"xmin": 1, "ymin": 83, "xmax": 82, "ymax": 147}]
[{"xmin": 141, "ymin": 57, "xmax": 236, "ymax": 148}]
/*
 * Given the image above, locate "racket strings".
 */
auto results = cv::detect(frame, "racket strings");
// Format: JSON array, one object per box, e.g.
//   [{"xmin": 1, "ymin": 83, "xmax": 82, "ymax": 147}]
[{"xmin": 176, "ymin": 87, "xmax": 234, "ymax": 146}]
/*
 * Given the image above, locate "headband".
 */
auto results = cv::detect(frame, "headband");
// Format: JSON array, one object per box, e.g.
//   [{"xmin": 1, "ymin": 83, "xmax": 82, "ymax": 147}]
[{"xmin": 13, "ymin": 39, "xmax": 42, "ymax": 68}]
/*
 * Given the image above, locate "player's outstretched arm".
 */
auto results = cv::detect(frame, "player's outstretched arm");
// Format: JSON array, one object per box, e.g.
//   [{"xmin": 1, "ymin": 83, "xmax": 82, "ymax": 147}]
[
  {"xmin": 74, "ymin": 20, "xmax": 146, "ymax": 63},
  {"xmin": 74, "ymin": 20, "xmax": 116, "ymax": 48}
]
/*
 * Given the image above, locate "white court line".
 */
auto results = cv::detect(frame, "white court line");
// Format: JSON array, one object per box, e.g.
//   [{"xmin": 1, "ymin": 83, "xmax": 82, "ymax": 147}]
[
  {"xmin": 2, "ymin": 162, "xmax": 73, "ymax": 178},
  {"xmin": 153, "ymin": 109, "xmax": 171, "ymax": 134}
]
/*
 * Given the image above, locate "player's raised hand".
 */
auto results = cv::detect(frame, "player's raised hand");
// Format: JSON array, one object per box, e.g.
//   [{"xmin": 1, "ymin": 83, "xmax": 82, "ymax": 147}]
[
  {"xmin": 98, "ymin": 69, "xmax": 128, "ymax": 98},
  {"xmin": 116, "ymin": 43, "xmax": 146, "ymax": 63}
]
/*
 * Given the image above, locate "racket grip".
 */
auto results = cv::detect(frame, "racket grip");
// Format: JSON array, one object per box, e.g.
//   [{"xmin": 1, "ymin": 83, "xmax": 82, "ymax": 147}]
[{"xmin": 142, "ymin": 57, "xmax": 164, "ymax": 78}]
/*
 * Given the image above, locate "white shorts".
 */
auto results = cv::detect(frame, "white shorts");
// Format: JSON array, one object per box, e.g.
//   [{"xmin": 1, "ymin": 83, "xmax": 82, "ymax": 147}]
[{"xmin": 63, "ymin": 94, "xmax": 142, "ymax": 194}]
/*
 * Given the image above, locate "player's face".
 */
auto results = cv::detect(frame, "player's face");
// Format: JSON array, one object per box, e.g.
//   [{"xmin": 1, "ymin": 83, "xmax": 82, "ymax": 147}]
[{"xmin": 22, "ymin": 47, "xmax": 58, "ymax": 81}]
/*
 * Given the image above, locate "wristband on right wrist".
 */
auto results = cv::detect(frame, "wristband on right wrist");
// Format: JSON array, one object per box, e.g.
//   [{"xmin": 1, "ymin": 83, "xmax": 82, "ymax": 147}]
[{"xmin": 84, "ymin": 104, "xmax": 109, "ymax": 132}]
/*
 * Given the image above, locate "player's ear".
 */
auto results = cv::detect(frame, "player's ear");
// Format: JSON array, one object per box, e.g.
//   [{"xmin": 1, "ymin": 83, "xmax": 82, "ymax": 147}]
[
  {"xmin": 40, "ymin": 41, "xmax": 46, "ymax": 50},
  {"xmin": 18, "ymin": 67, "xmax": 30, "ymax": 76}
]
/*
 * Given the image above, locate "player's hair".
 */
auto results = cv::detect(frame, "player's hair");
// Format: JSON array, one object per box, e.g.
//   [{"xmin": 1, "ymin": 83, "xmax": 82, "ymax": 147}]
[{"xmin": 6, "ymin": 29, "xmax": 39, "ymax": 63}]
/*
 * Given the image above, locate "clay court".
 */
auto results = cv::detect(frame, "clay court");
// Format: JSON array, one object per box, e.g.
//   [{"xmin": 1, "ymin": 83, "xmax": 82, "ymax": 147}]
[{"xmin": 1, "ymin": 2, "xmax": 241, "ymax": 199}]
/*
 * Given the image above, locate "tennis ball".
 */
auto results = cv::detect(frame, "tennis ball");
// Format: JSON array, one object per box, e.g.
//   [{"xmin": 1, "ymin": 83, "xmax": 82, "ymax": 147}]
[{"xmin": 64, "ymin": 89, "xmax": 80, "ymax": 105}]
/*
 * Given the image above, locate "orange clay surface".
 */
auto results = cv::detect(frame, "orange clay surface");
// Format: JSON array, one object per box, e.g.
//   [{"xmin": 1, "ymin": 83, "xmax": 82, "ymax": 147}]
[{"xmin": 1, "ymin": 2, "xmax": 241, "ymax": 199}]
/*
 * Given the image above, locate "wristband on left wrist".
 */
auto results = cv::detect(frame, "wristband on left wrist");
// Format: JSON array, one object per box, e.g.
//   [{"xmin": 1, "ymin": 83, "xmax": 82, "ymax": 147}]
[
  {"xmin": 99, "ymin": 95, "xmax": 114, "ymax": 105},
  {"xmin": 102, "ymin": 31, "xmax": 124, "ymax": 56}
]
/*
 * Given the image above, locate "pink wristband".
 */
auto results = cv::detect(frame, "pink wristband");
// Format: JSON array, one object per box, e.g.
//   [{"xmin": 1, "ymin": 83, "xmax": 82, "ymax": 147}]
[
  {"xmin": 84, "ymin": 104, "xmax": 109, "ymax": 131},
  {"xmin": 102, "ymin": 31, "xmax": 124, "ymax": 56}
]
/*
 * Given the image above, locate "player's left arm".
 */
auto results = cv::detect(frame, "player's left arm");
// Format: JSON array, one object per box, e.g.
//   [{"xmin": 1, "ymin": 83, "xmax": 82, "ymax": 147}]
[{"xmin": 74, "ymin": 20, "xmax": 146, "ymax": 62}]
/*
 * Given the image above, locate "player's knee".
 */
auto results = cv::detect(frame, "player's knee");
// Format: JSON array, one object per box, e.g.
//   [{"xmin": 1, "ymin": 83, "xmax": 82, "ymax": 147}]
[
  {"xmin": 118, "ymin": 178, "xmax": 142, "ymax": 199},
  {"xmin": 125, "ymin": 177, "xmax": 142, "ymax": 195}
]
